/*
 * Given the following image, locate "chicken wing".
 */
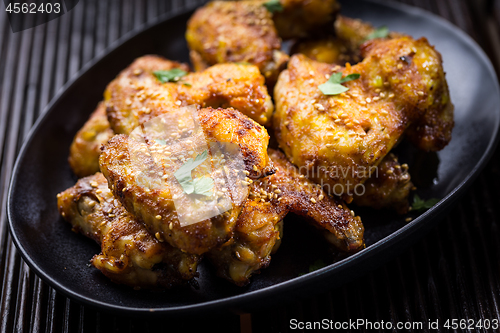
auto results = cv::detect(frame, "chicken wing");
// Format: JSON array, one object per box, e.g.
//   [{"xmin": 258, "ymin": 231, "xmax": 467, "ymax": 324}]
[
  {"xmin": 57, "ymin": 173, "xmax": 200, "ymax": 288},
  {"xmin": 334, "ymin": 16, "xmax": 454, "ymax": 151},
  {"xmin": 68, "ymin": 102, "xmax": 114, "ymax": 177},
  {"xmin": 185, "ymin": 1, "xmax": 289, "ymax": 84},
  {"xmin": 99, "ymin": 107, "xmax": 274, "ymax": 255},
  {"xmin": 207, "ymin": 149, "xmax": 364, "ymax": 285},
  {"xmin": 274, "ymin": 35, "xmax": 452, "ymax": 199},
  {"xmin": 105, "ymin": 55, "xmax": 273, "ymax": 127}
]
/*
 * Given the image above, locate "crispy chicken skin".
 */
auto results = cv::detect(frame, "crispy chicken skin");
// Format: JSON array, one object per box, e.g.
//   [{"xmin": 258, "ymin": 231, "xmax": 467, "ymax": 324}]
[
  {"xmin": 57, "ymin": 173, "xmax": 200, "ymax": 288},
  {"xmin": 353, "ymin": 153, "xmax": 413, "ymax": 214},
  {"xmin": 208, "ymin": 149, "xmax": 364, "ymax": 286},
  {"xmin": 99, "ymin": 107, "xmax": 274, "ymax": 255},
  {"xmin": 274, "ymin": 37, "xmax": 452, "ymax": 196},
  {"xmin": 178, "ymin": 63, "xmax": 274, "ymax": 126},
  {"xmin": 186, "ymin": 1, "xmax": 289, "ymax": 84},
  {"xmin": 105, "ymin": 55, "xmax": 273, "ymax": 127},
  {"xmin": 105, "ymin": 55, "xmax": 188, "ymax": 135},
  {"xmin": 334, "ymin": 16, "xmax": 454, "ymax": 151},
  {"xmin": 68, "ymin": 103, "xmax": 114, "ymax": 177}
]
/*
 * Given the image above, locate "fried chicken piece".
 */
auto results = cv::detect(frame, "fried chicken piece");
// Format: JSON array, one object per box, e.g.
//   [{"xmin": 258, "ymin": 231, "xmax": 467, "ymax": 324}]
[
  {"xmin": 208, "ymin": 149, "xmax": 364, "ymax": 286},
  {"xmin": 105, "ymin": 55, "xmax": 189, "ymax": 135},
  {"xmin": 178, "ymin": 63, "xmax": 274, "ymax": 126},
  {"xmin": 186, "ymin": 1, "xmax": 289, "ymax": 85},
  {"xmin": 272, "ymin": 0, "xmax": 339, "ymax": 39},
  {"xmin": 105, "ymin": 55, "xmax": 273, "ymax": 127},
  {"xmin": 68, "ymin": 103, "xmax": 114, "ymax": 177},
  {"xmin": 100, "ymin": 107, "xmax": 274, "ymax": 255},
  {"xmin": 353, "ymin": 153, "xmax": 413, "ymax": 214},
  {"xmin": 274, "ymin": 36, "xmax": 452, "ymax": 198},
  {"xmin": 57, "ymin": 173, "xmax": 200, "ymax": 288},
  {"xmin": 334, "ymin": 16, "xmax": 454, "ymax": 151}
]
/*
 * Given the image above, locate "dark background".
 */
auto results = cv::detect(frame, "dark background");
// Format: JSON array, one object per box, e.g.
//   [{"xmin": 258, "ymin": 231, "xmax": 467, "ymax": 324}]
[{"xmin": 1, "ymin": 0, "xmax": 500, "ymax": 332}]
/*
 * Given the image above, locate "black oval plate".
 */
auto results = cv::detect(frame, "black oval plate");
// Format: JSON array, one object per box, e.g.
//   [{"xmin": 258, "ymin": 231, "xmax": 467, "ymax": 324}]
[{"xmin": 7, "ymin": 0, "xmax": 500, "ymax": 316}]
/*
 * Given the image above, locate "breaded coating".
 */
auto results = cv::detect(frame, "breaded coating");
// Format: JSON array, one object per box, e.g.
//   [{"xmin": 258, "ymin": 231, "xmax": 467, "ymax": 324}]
[
  {"xmin": 178, "ymin": 63, "xmax": 274, "ymax": 126},
  {"xmin": 99, "ymin": 107, "xmax": 274, "ymax": 255},
  {"xmin": 68, "ymin": 103, "xmax": 114, "ymax": 177},
  {"xmin": 186, "ymin": 1, "xmax": 288, "ymax": 84},
  {"xmin": 272, "ymin": 0, "xmax": 339, "ymax": 39},
  {"xmin": 105, "ymin": 55, "xmax": 273, "ymax": 127},
  {"xmin": 57, "ymin": 173, "xmax": 200, "ymax": 288},
  {"xmin": 334, "ymin": 16, "xmax": 454, "ymax": 151},
  {"xmin": 208, "ymin": 149, "xmax": 364, "ymax": 286},
  {"xmin": 274, "ymin": 37, "xmax": 452, "ymax": 198},
  {"xmin": 353, "ymin": 153, "xmax": 413, "ymax": 214}
]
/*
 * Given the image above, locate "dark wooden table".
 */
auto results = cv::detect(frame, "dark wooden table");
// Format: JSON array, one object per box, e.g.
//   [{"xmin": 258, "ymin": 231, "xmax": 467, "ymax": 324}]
[{"xmin": 1, "ymin": 0, "xmax": 499, "ymax": 332}]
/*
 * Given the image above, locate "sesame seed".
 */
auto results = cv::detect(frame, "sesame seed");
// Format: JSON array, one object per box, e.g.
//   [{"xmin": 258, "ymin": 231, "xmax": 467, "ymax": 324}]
[
  {"xmin": 334, "ymin": 119, "xmax": 341, "ymax": 124},
  {"xmin": 375, "ymin": 89, "xmax": 381, "ymax": 93},
  {"xmin": 366, "ymin": 97, "xmax": 371, "ymax": 103},
  {"xmin": 310, "ymin": 197, "xmax": 317, "ymax": 203},
  {"xmin": 274, "ymin": 189, "xmax": 281, "ymax": 194},
  {"xmin": 417, "ymin": 91, "xmax": 424, "ymax": 96},
  {"xmin": 397, "ymin": 64, "xmax": 403, "ymax": 69},
  {"xmin": 380, "ymin": 92, "xmax": 386, "ymax": 98},
  {"xmin": 90, "ymin": 181, "xmax": 98, "ymax": 188},
  {"xmin": 314, "ymin": 103, "xmax": 325, "ymax": 111},
  {"xmin": 175, "ymin": 100, "xmax": 182, "ymax": 106},
  {"xmin": 385, "ymin": 134, "xmax": 390, "ymax": 139},
  {"xmin": 373, "ymin": 96, "xmax": 380, "ymax": 101},
  {"xmin": 405, "ymin": 217, "xmax": 412, "ymax": 222},
  {"xmin": 353, "ymin": 120, "xmax": 360, "ymax": 125},
  {"xmin": 388, "ymin": 93, "xmax": 395, "ymax": 98},
  {"xmin": 169, "ymin": 222, "xmax": 173, "ymax": 230},
  {"xmin": 381, "ymin": 110, "xmax": 389, "ymax": 115},
  {"xmin": 155, "ymin": 215, "xmax": 162, "ymax": 220},
  {"xmin": 133, "ymin": 69, "xmax": 142, "ymax": 75},
  {"xmin": 318, "ymin": 194, "xmax": 324, "ymax": 200},
  {"xmin": 386, "ymin": 169, "xmax": 394, "ymax": 175},
  {"xmin": 108, "ymin": 214, "xmax": 115, "ymax": 218},
  {"xmin": 253, "ymin": 165, "xmax": 258, "ymax": 171},
  {"xmin": 155, "ymin": 232, "xmax": 163, "ymax": 241},
  {"xmin": 96, "ymin": 189, "xmax": 102, "ymax": 194},
  {"xmin": 350, "ymin": 210, "xmax": 355, "ymax": 217}
]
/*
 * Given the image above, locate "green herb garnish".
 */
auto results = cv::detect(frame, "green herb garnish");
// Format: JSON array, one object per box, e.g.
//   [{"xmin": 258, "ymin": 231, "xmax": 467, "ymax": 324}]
[
  {"xmin": 365, "ymin": 26, "xmax": 389, "ymax": 41},
  {"xmin": 182, "ymin": 82, "xmax": 192, "ymax": 87},
  {"xmin": 411, "ymin": 194, "xmax": 439, "ymax": 212},
  {"xmin": 174, "ymin": 150, "xmax": 214, "ymax": 196},
  {"xmin": 318, "ymin": 72, "xmax": 360, "ymax": 95},
  {"xmin": 263, "ymin": 0, "xmax": 283, "ymax": 13},
  {"xmin": 153, "ymin": 68, "xmax": 187, "ymax": 83}
]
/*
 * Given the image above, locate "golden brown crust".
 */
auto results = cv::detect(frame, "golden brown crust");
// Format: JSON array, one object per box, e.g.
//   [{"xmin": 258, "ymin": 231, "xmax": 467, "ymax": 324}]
[
  {"xmin": 105, "ymin": 55, "xmax": 189, "ymax": 135},
  {"xmin": 68, "ymin": 103, "xmax": 114, "ymax": 178},
  {"xmin": 353, "ymin": 153, "xmax": 413, "ymax": 214},
  {"xmin": 186, "ymin": 1, "xmax": 288, "ymax": 84},
  {"xmin": 274, "ymin": 36, "xmax": 452, "ymax": 196},
  {"xmin": 57, "ymin": 173, "xmax": 200, "ymax": 288},
  {"xmin": 335, "ymin": 16, "xmax": 454, "ymax": 151},
  {"xmin": 179, "ymin": 63, "xmax": 274, "ymax": 126}
]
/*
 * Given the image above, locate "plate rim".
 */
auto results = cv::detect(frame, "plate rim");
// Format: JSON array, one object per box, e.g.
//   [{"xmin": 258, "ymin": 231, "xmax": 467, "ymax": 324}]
[{"xmin": 7, "ymin": 0, "xmax": 500, "ymax": 315}]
